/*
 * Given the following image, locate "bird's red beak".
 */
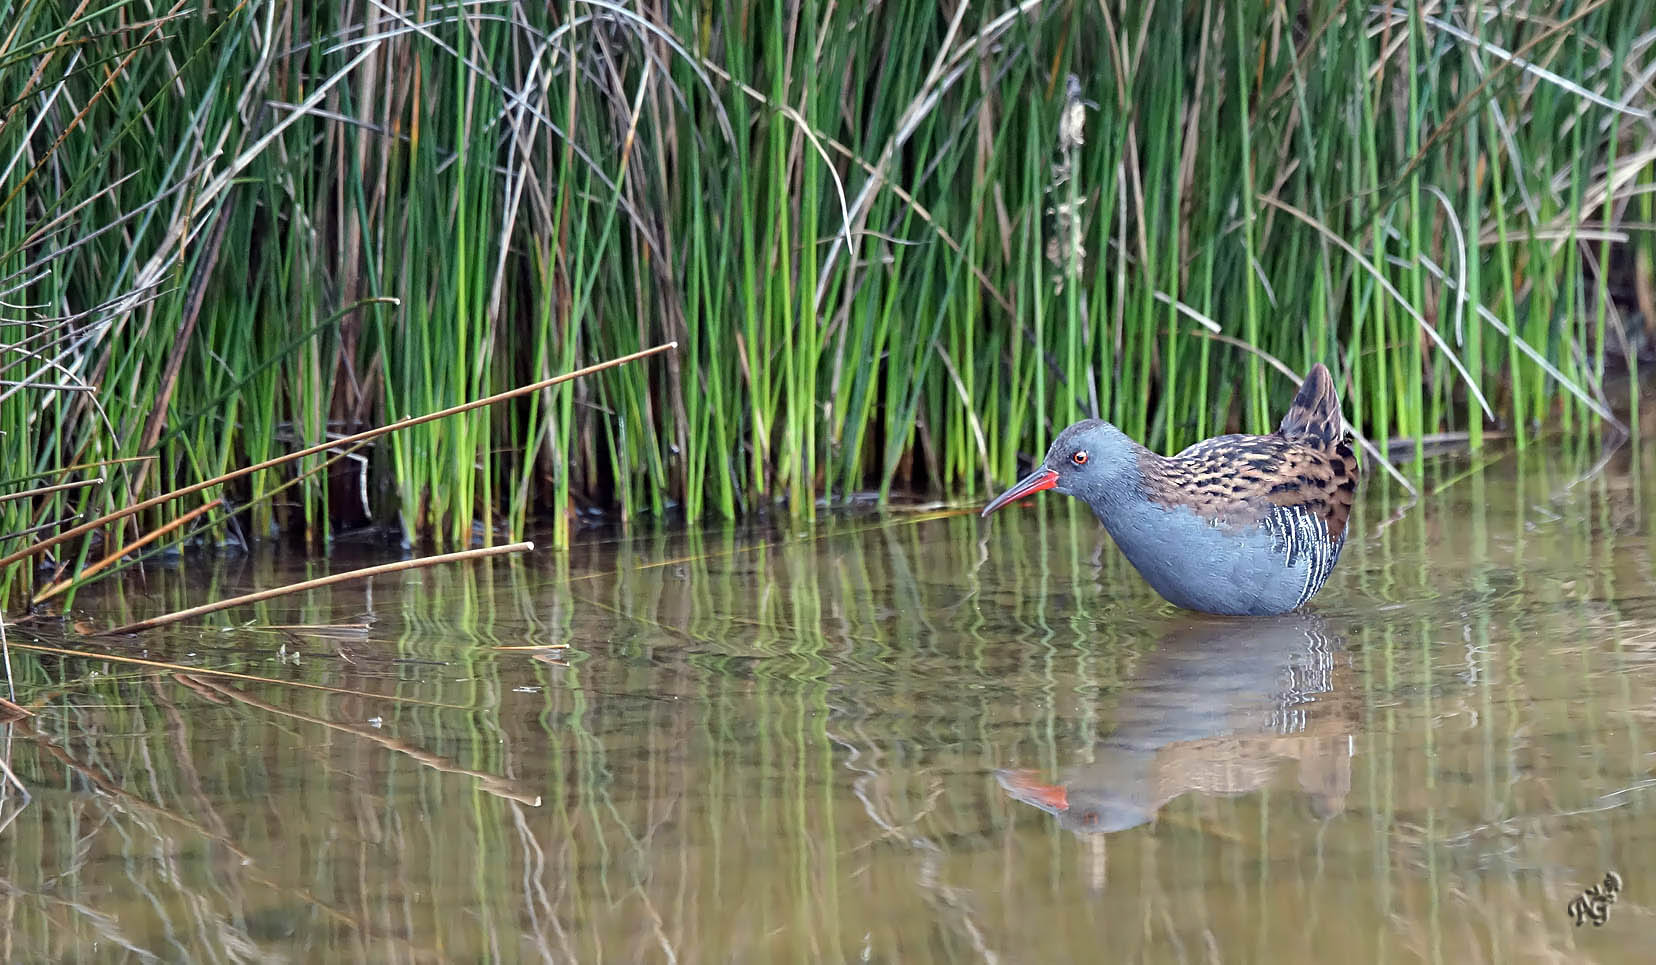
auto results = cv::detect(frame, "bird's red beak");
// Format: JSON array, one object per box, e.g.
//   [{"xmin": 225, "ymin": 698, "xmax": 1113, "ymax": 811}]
[
  {"xmin": 996, "ymin": 769, "xmax": 1071, "ymax": 813},
  {"xmin": 981, "ymin": 466, "xmax": 1059, "ymax": 517}
]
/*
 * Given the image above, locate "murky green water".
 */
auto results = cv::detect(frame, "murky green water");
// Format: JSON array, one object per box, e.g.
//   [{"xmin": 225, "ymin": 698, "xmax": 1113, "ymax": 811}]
[{"xmin": 5, "ymin": 440, "xmax": 1656, "ymax": 962}]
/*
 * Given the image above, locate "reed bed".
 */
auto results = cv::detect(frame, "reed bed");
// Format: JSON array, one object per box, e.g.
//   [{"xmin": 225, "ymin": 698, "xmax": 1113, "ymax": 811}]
[{"xmin": 2, "ymin": 0, "xmax": 1653, "ymax": 572}]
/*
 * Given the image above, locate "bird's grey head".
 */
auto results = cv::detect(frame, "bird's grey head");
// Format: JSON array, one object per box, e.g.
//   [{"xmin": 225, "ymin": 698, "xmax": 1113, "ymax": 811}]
[
  {"xmin": 995, "ymin": 768, "xmax": 1154, "ymax": 834},
  {"xmin": 981, "ymin": 419, "xmax": 1140, "ymax": 517}
]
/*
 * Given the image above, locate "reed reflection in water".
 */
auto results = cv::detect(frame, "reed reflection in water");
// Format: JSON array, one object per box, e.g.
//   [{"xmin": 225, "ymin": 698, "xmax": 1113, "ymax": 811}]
[{"xmin": 0, "ymin": 440, "xmax": 1654, "ymax": 961}]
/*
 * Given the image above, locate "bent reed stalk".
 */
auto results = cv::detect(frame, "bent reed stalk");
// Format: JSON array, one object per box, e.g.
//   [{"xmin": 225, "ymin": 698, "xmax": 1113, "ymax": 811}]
[
  {"xmin": 102, "ymin": 541, "xmax": 535, "ymax": 635},
  {"xmin": 1, "ymin": 1, "xmax": 1649, "ymax": 566}
]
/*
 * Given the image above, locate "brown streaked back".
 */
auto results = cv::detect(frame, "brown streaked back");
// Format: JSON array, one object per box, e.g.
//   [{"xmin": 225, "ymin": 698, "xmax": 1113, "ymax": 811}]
[{"xmin": 1139, "ymin": 430, "xmax": 1359, "ymax": 545}]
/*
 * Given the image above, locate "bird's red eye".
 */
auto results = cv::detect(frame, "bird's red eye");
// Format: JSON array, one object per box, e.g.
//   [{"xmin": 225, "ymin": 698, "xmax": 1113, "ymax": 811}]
[{"xmin": 1071, "ymin": 450, "xmax": 1088, "ymax": 466}]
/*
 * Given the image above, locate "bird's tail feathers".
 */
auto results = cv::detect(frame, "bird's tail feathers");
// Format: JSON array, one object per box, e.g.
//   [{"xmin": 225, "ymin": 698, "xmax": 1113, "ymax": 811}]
[{"xmin": 1278, "ymin": 363, "xmax": 1343, "ymax": 444}]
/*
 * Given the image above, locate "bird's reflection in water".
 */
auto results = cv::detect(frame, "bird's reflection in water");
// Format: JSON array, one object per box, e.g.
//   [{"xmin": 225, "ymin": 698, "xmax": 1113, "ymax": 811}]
[{"xmin": 998, "ymin": 614, "xmax": 1356, "ymax": 835}]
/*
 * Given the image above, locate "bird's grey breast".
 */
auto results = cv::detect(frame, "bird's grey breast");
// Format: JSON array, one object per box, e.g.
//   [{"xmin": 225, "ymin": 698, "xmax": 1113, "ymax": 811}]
[{"xmin": 1092, "ymin": 501, "xmax": 1338, "ymax": 615}]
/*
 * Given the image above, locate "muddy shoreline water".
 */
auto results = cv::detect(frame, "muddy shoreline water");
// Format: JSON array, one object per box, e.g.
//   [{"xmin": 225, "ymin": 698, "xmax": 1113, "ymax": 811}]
[{"xmin": 3, "ymin": 438, "xmax": 1654, "ymax": 961}]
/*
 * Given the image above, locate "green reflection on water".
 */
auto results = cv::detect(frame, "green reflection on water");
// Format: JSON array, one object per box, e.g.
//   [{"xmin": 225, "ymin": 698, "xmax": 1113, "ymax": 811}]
[{"xmin": 3, "ymin": 442, "xmax": 1656, "ymax": 961}]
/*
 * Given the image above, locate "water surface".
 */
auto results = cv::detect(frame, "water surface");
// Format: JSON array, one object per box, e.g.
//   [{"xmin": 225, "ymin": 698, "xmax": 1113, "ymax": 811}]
[{"xmin": 4, "ymin": 440, "xmax": 1655, "ymax": 962}]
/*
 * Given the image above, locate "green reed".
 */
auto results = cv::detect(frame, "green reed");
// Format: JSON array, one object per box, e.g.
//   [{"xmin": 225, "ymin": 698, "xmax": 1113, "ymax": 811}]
[{"xmin": 2, "ymin": 0, "xmax": 1651, "ymax": 574}]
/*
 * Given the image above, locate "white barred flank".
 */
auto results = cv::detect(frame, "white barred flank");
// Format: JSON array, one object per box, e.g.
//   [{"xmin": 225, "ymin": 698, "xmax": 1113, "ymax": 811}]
[{"xmin": 1261, "ymin": 504, "xmax": 1345, "ymax": 609}]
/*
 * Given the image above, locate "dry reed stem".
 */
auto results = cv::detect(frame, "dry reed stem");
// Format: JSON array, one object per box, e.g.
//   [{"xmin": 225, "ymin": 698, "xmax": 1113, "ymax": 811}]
[
  {"xmin": 0, "ymin": 342, "xmax": 675, "ymax": 574},
  {"xmin": 104, "ymin": 541, "xmax": 533, "ymax": 635},
  {"xmin": 33, "ymin": 498, "xmax": 223, "ymax": 604},
  {"xmin": 0, "ymin": 477, "xmax": 102, "ymax": 504},
  {"xmin": 179, "ymin": 673, "xmax": 542, "ymax": 805},
  {"xmin": 4, "ymin": 639, "xmax": 468, "ymax": 707},
  {"xmin": 0, "ymin": 514, "xmax": 82, "ymax": 543},
  {"xmin": 39, "ymin": 437, "xmax": 375, "ymax": 604}
]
